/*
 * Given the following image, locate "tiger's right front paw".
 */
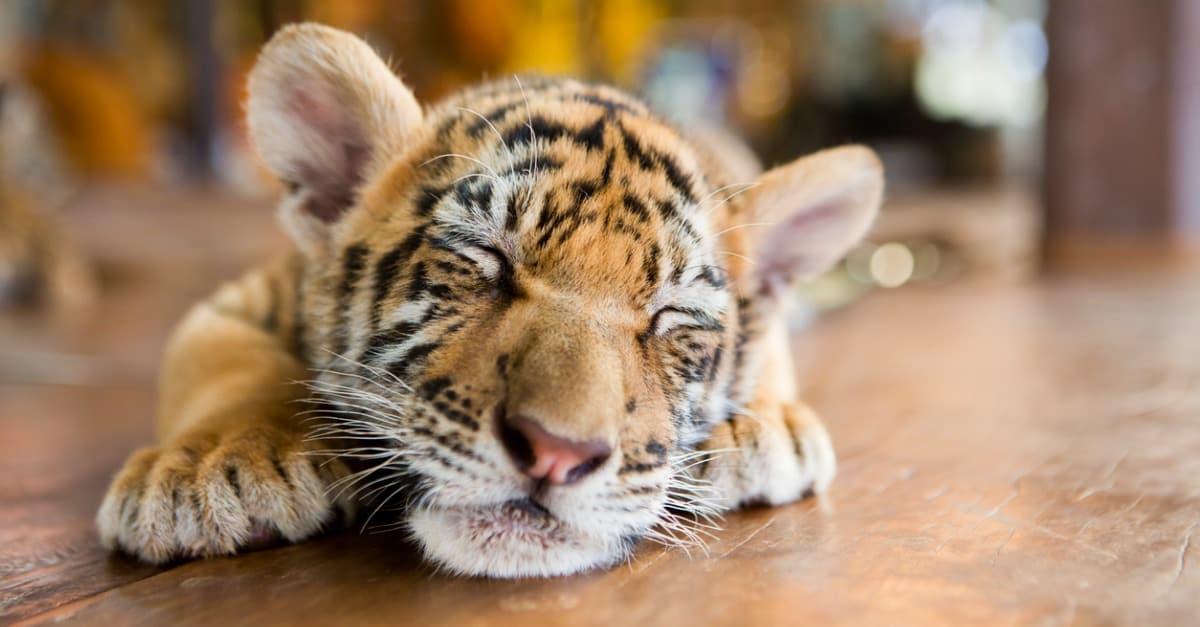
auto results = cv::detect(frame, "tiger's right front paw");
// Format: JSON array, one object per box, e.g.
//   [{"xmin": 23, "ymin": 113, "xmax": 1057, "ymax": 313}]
[{"xmin": 96, "ymin": 426, "xmax": 352, "ymax": 563}]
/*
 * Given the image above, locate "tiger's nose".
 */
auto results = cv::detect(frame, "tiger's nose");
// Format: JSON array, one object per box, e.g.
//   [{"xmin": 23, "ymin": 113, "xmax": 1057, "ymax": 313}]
[{"xmin": 499, "ymin": 414, "xmax": 612, "ymax": 485}]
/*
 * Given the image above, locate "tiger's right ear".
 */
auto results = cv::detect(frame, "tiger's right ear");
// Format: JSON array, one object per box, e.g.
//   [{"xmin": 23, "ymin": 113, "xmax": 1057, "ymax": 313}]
[{"xmin": 247, "ymin": 23, "xmax": 422, "ymax": 250}]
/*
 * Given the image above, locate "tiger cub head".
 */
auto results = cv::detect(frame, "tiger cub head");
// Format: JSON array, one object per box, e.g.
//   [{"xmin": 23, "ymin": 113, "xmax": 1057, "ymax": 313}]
[{"xmin": 247, "ymin": 24, "xmax": 882, "ymax": 577}]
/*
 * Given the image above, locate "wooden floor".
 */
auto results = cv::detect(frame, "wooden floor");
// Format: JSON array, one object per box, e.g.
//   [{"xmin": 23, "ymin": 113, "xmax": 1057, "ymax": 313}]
[{"xmin": 2, "ymin": 186, "xmax": 1199, "ymax": 626}]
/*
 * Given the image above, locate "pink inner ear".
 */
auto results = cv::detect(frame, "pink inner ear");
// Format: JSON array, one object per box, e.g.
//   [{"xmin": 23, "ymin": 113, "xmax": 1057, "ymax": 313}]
[
  {"xmin": 285, "ymin": 85, "xmax": 370, "ymax": 223},
  {"xmin": 287, "ymin": 83, "xmax": 354, "ymax": 139},
  {"xmin": 757, "ymin": 195, "xmax": 849, "ymax": 289}
]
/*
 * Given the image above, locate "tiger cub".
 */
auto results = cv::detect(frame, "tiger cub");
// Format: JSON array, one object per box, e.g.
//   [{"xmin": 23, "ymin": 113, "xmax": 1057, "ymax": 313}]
[
  {"xmin": 0, "ymin": 81, "xmax": 92, "ymax": 308},
  {"xmin": 97, "ymin": 23, "xmax": 882, "ymax": 577}
]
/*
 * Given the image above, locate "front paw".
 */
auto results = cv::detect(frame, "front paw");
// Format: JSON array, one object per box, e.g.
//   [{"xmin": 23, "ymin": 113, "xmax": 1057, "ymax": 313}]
[
  {"xmin": 96, "ymin": 426, "xmax": 352, "ymax": 563},
  {"xmin": 695, "ymin": 403, "xmax": 837, "ymax": 509}
]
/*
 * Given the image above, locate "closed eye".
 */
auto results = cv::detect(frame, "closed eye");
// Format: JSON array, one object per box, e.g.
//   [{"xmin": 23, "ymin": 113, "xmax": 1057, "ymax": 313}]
[
  {"xmin": 458, "ymin": 244, "xmax": 520, "ymax": 299},
  {"xmin": 458, "ymin": 245, "xmax": 509, "ymax": 281},
  {"xmin": 648, "ymin": 307, "xmax": 723, "ymax": 337}
]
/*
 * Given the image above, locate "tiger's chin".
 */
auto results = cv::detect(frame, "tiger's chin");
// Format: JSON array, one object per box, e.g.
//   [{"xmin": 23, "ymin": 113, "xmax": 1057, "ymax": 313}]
[{"xmin": 408, "ymin": 499, "xmax": 631, "ymax": 578}]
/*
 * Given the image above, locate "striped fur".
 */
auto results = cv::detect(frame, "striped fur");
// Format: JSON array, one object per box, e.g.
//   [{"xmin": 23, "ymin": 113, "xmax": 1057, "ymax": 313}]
[{"xmin": 97, "ymin": 24, "xmax": 882, "ymax": 578}]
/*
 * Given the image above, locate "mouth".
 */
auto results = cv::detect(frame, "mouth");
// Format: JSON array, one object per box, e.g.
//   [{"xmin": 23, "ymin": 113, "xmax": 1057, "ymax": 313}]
[
  {"xmin": 499, "ymin": 497, "xmax": 556, "ymax": 524},
  {"xmin": 407, "ymin": 497, "xmax": 627, "ymax": 578},
  {"xmin": 466, "ymin": 498, "xmax": 564, "ymax": 541}
]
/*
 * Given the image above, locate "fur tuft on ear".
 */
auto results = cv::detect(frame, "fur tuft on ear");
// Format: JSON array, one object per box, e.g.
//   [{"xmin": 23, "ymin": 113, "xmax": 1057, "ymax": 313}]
[
  {"xmin": 246, "ymin": 23, "xmax": 422, "ymax": 248},
  {"xmin": 733, "ymin": 145, "xmax": 884, "ymax": 297}
]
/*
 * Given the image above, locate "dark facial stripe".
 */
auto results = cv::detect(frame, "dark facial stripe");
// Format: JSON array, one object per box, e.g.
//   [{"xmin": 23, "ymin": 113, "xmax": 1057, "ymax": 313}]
[
  {"xmin": 411, "ymin": 425, "xmax": 484, "ymax": 459},
  {"xmin": 385, "ymin": 341, "xmax": 441, "ymax": 380},
  {"xmin": 618, "ymin": 124, "xmax": 698, "ymax": 205},
  {"xmin": 575, "ymin": 117, "xmax": 606, "ymax": 151},
  {"xmin": 339, "ymin": 243, "xmax": 369, "ymax": 297},
  {"xmin": 466, "ymin": 100, "xmax": 523, "ymax": 137},
  {"xmin": 570, "ymin": 179, "xmax": 597, "ymax": 203},
  {"xmin": 365, "ymin": 320, "xmax": 420, "ymax": 359},
  {"xmin": 643, "ymin": 242, "xmax": 661, "ymax": 287},
  {"xmin": 406, "ymin": 262, "xmax": 430, "ymax": 300},
  {"xmin": 623, "ymin": 194, "xmax": 652, "ymax": 223},
  {"xmin": 574, "ymin": 92, "xmax": 642, "ymax": 116},
  {"xmin": 334, "ymin": 243, "xmax": 370, "ymax": 354},
  {"xmin": 370, "ymin": 229, "xmax": 425, "ymax": 331},
  {"xmin": 505, "ymin": 187, "xmax": 521, "ymax": 232},
  {"xmin": 509, "ymin": 155, "xmax": 563, "ymax": 176},
  {"xmin": 618, "ymin": 460, "xmax": 667, "ymax": 474},
  {"xmin": 502, "ymin": 114, "xmax": 608, "ymax": 152},
  {"xmin": 708, "ymin": 345, "xmax": 725, "ymax": 384},
  {"xmin": 416, "ymin": 185, "xmax": 451, "ymax": 217},
  {"xmin": 600, "ymin": 149, "xmax": 615, "ymax": 186}
]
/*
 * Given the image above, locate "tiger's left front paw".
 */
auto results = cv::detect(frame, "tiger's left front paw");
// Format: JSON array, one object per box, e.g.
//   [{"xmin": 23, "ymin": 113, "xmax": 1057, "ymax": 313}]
[{"xmin": 694, "ymin": 403, "xmax": 836, "ymax": 510}]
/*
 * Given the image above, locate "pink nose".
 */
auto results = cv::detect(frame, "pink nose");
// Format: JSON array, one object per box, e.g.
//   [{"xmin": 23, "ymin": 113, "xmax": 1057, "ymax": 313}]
[{"xmin": 499, "ymin": 415, "xmax": 612, "ymax": 485}]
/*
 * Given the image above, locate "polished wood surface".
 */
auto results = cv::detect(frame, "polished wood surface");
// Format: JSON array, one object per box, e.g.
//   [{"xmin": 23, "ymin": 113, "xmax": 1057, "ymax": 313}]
[{"xmin": 2, "ymin": 187, "xmax": 1199, "ymax": 625}]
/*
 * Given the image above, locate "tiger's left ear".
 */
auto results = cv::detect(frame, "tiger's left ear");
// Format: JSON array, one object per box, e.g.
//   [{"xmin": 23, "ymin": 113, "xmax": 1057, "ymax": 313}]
[{"xmin": 733, "ymin": 145, "xmax": 883, "ymax": 298}]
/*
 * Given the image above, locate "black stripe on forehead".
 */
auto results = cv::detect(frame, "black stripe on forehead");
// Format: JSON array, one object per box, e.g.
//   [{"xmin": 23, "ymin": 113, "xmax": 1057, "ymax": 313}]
[
  {"xmin": 508, "ymin": 154, "xmax": 563, "ymax": 177},
  {"xmin": 466, "ymin": 100, "xmax": 523, "ymax": 137},
  {"xmin": 616, "ymin": 122, "xmax": 698, "ymax": 205},
  {"xmin": 643, "ymin": 242, "xmax": 662, "ymax": 287},
  {"xmin": 502, "ymin": 114, "xmax": 609, "ymax": 152},
  {"xmin": 622, "ymin": 194, "xmax": 652, "ymax": 224},
  {"xmin": 532, "ymin": 190, "xmax": 601, "ymax": 252},
  {"xmin": 655, "ymin": 198, "xmax": 703, "ymax": 245},
  {"xmin": 573, "ymin": 92, "xmax": 645, "ymax": 115},
  {"xmin": 452, "ymin": 177, "xmax": 497, "ymax": 221},
  {"xmin": 414, "ymin": 174, "xmax": 499, "ymax": 221},
  {"xmin": 600, "ymin": 149, "xmax": 615, "ymax": 185},
  {"xmin": 458, "ymin": 82, "xmax": 643, "ymax": 138},
  {"xmin": 415, "ymin": 184, "xmax": 451, "ymax": 217}
]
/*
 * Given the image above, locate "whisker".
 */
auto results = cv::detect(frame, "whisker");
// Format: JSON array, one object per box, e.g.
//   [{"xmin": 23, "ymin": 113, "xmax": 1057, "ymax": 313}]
[
  {"xmin": 711, "ymin": 221, "xmax": 777, "ymax": 238},
  {"xmin": 457, "ymin": 106, "xmax": 517, "ymax": 181},
  {"xmin": 420, "ymin": 153, "xmax": 501, "ymax": 181},
  {"xmin": 717, "ymin": 251, "xmax": 756, "ymax": 266},
  {"xmin": 451, "ymin": 172, "xmax": 498, "ymax": 187},
  {"xmin": 318, "ymin": 348, "xmax": 415, "ymax": 392},
  {"xmin": 697, "ymin": 181, "xmax": 756, "ymax": 207},
  {"xmin": 701, "ymin": 182, "xmax": 760, "ymax": 216},
  {"xmin": 514, "ymin": 75, "xmax": 540, "ymax": 181}
]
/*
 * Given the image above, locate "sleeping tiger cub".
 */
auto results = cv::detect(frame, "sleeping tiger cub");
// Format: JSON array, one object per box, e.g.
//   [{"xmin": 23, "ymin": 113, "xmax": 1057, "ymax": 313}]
[
  {"xmin": 97, "ymin": 23, "xmax": 883, "ymax": 577},
  {"xmin": 0, "ymin": 81, "xmax": 92, "ymax": 309}
]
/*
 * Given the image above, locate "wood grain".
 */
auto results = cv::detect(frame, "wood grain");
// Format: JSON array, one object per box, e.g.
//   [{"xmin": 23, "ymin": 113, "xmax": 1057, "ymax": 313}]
[{"xmin": 2, "ymin": 187, "xmax": 1198, "ymax": 625}]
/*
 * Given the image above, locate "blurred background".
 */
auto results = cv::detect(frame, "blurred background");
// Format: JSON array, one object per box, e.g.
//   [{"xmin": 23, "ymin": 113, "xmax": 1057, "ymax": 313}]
[
  {"xmin": 8, "ymin": 5, "xmax": 1200, "ymax": 621},
  {"xmin": 0, "ymin": 0, "xmax": 1196, "ymax": 323}
]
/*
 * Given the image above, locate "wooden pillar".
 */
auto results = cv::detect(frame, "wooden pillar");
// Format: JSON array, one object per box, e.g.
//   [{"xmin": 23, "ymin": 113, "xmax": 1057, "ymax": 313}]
[
  {"xmin": 182, "ymin": 0, "xmax": 220, "ymax": 179},
  {"xmin": 1045, "ymin": 0, "xmax": 1200, "ymax": 238},
  {"xmin": 1173, "ymin": 0, "xmax": 1200, "ymax": 234}
]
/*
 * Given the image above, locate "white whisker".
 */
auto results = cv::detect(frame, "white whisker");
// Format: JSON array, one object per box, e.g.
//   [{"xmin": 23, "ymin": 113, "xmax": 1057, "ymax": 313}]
[
  {"xmin": 514, "ymin": 75, "xmax": 539, "ymax": 181},
  {"xmin": 458, "ymin": 106, "xmax": 517, "ymax": 181},
  {"xmin": 711, "ymin": 221, "xmax": 777, "ymax": 238},
  {"xmin": 420, "ymin": 153, "xmax": 501, "ymax": 181}
]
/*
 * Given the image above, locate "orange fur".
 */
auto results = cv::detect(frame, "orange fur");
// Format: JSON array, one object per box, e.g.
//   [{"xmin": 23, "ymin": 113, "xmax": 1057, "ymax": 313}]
[{"xmin": 98, "ymin": 24, "xmax": 883, "ymax": 577}]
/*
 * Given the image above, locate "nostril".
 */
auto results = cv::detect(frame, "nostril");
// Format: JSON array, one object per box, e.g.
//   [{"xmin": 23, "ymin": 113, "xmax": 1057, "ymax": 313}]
[
  {"xmin": 500, "ymin": 414, "xmax": 613, "ymax": 484},
  {"xmin": 498, "ymin": 411, "xmax": 536, "ymax": 470},
  {"xmin": 563, "ymin": 445, "xmax": 612, "ymax": 484}
]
